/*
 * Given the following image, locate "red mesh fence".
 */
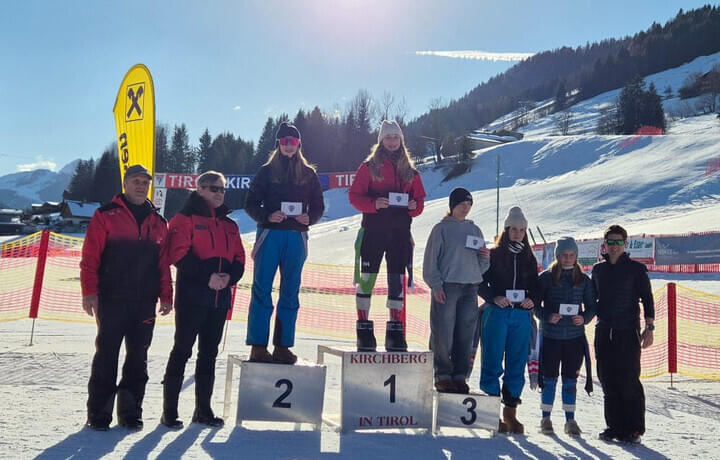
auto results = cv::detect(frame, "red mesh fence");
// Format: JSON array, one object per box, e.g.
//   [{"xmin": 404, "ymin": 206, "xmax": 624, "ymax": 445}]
[{"xmin": 1, "ymin": 231, "xmax": 718, "ymax": 380}]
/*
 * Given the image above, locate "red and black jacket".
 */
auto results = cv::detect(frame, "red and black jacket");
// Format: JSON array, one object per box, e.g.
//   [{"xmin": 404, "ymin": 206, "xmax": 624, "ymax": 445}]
[
  {"xmin": 80, "ymin": 195, "xmax": 172, "ymax": 305},
  {"xmin": 349, "ymin": 158, "xmax": 426, "ymax": 230},
  {"xmin": 168, "ymin": 191, "xmax": 246, "ymax": 310}
]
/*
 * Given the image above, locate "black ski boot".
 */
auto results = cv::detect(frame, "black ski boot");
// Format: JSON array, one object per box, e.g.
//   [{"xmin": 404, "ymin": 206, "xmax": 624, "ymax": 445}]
[
  {"xmin": 356, "ymin": 320, "xmax": 377, "ymax": 352},
  {"xmin": 161, "ymin": 375, "xmax": 184, "ymax": 429},
  {"xmin": 193, "ymin": 374, "xmax": 224, "ymax": 427},
  {"xmin": 385, "ymin": 320, "xmax": 408, "ymax": 352}
]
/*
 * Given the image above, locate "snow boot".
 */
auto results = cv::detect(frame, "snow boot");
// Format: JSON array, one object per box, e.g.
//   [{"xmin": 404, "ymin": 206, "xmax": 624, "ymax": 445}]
[
  {"xmin": 193, "ymin": 374, "xmax": 223, "ymax": 427},
  {"xmin": 434, "ymin": 380, "xmax": 457, "ymax": 393},
  {"xmin": 564, "ymin": 419, "xmax": 582, "ymax": 436},
  {"xmin": 116, "ymin": 388, "xmax": 143, "ymax": 430},
  {"xmin": 356, "ymin": 320, "xmax": 377, "ymax": 352},
  {"xmin": 249, "ymin": 345, "xmax": 274, "ymax": 363},
  {"xmin": 501, "ymin": 406, "xmax": 524, "ymax": 434},
  {"xmin": 161, "ymin": 375, "xmax": 184, "ymax": 429},
  {"xmin": 384, "ymin": 320, "xmax": 407, "ymax": 352},
  {"xmin": 540, "ymin": 417, "xmax": 554, "ymax": 435},
  {"xmin": 272, "ymin": 346, "xmax": 298, "ymax": 365},
  {"xmin": 454, "ymin": 380, "xmax": 470, "ymax": 394}
]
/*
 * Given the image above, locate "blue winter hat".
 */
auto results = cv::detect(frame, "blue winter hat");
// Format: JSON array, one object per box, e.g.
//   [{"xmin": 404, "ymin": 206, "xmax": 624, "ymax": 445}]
[{"xmin": 554, "ymin": 236, "xmax": 578, "ymax": 259}]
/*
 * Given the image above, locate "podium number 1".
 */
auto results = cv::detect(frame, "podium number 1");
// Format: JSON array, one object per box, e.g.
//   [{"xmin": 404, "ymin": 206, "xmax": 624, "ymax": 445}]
[
  {"xmin": 384, "ymin": 374, "xmax": 396, "ymax": 403},
  {"xmin": 273, "ymin": 379, "xmax": 293, "ymax": 408}
]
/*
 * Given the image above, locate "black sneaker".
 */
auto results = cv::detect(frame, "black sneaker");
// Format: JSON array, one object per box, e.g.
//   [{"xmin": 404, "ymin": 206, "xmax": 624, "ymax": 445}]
[
  {"xmin": 192, "ymin": 411, "xmax": 224, "ymax": 427},
  {"xmin": 619, "ymin": 431, "xmax": 642, "ymax": 444},
  {"xmin": 160, "ymin": 414, "xmax": 184, "ymax": 429},
  {"xmin": 119, "ymin": 418, "xmax": 144, "ymax": 430},
  {"xmin": 86, "ymin": 419, "xmax": 110, "ymax": 431},
  {"xmin": 598, "ymin": 428, "xmax": 618, "ymax": 442}
]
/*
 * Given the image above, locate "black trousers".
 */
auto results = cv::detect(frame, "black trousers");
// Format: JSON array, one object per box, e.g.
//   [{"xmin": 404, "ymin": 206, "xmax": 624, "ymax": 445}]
[
  {"xmin": 594, "ymin": 327, "xmax": 645, "ymax": 436},
  {"xmin": 356, "ymin": 228, "xmax": 411, "ymax": 309},
  {"xmin": 87, "ymin": 298, "xmax": 156, "ymax": 423},
  {"xmin": 164, "ymin": 304, "xmax": 227, "ymax": 412},
  {"xmin": 541, "ymin": 336, "xmax": 586, "ymax": 379}
]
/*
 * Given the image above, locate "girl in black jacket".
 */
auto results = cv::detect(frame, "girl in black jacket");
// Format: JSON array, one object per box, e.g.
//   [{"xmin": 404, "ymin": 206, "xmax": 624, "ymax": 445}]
[{"xmin": 477, "ymin": 206, "xmax": 539, "ymax": 434}]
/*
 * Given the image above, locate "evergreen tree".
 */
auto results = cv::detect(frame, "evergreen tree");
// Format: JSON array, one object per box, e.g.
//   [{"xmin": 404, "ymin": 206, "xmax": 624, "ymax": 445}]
[
  {"xmin": 67, "ymin": 159, "xmax": 96, "ymax": 201},
  {"xmin": 155, "ymin": 124, "xmax": 170, "ymax": 172},
  {"xmin": 170, "ymin": 124, "xmax": 194, "ymax": 173},
  {"xmin": 91, "ymin": 148, "xmax": 121, "ymax": 204},
  {"xmin": 554, "ymin": 79, "xmax": 567, "ymax": 111},
  {"xmin": 196, "ymin": 128, "xmax": 213, "ymax": 173},
  {"xmin": 252, "ymin": 117, "xmax": 277, "ymax": 171}
]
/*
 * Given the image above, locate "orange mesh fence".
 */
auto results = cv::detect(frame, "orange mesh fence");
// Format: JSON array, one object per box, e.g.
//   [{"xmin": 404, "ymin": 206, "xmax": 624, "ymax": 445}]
[
  {"xmin": 674, "ymin": 285, "xmax": 720, "ymax": 379},
  {"xmin": 0, "ymin": 232, "xmax": 42, "ymax": 322},
  {"xmin": 1, "ymin": 232, "xmax": 718, "ymax": 380}
]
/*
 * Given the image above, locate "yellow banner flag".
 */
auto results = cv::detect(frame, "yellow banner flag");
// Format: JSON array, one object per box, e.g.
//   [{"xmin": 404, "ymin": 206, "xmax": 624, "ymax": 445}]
[{"xmin": 113, "ymin": 64, "xmax": 155, "ymax": 197}]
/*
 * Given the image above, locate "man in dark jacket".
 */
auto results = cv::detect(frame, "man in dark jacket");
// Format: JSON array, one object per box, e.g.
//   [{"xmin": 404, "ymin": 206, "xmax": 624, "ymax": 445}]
[
  {"xmin": 80, "ymin": 164, "xmax": 173, "ymax": 431},
  {"xmin": 591, "ymin": 224, "xmax": 655, "ymax": 444}
]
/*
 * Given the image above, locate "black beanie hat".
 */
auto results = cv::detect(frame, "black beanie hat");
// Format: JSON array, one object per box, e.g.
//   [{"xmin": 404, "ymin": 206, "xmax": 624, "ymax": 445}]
[
  {"xmin": 449, "ymin": 187, "xmax": 473, "ymax": 211},
  {"xmin": 275, "ymin": 122, "xmax": 301, "ymax": 142}
]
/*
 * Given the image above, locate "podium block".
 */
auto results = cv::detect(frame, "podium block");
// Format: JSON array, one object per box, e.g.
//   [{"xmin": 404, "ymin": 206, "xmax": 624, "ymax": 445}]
[
  {"xmin": 434, "ymin": 392, "xmax": 500, "ymax": 433},
  {"xmin": 340, "ymin": 351, "xmax": 433, "ymax": 431},
  {"xmin": 235, "ymin": 360, "xmax": 326, "ymax": 428}
]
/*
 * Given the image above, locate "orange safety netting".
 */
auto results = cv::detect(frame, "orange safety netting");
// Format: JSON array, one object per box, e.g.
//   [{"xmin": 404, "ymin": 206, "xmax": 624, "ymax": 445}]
[{"xmin": 1, "ymin": 231, "xmax": 719, "ymax": 380}]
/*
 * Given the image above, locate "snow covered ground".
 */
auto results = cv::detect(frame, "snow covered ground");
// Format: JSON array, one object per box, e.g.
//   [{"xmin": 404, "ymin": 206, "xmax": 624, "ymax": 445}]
[{"xmin": 2, "ymin": 318, "xmax": 719, "ymax": 460}]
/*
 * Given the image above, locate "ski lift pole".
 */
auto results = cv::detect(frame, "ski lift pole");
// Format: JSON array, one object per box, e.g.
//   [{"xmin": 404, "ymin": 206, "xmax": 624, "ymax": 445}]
[{"xmin": 496, "ymin": 154, "xmax": 500, "ymax": 237}]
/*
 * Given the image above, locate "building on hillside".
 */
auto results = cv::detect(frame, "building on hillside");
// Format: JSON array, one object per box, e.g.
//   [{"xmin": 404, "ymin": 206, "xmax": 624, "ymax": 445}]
[
  {"xmin": 0, "ymin": 208, "xmax": 28, "ymax": 235},
  {"xmin": 59, "ymin": 201, "xmax": 101, "ymax": 229}
]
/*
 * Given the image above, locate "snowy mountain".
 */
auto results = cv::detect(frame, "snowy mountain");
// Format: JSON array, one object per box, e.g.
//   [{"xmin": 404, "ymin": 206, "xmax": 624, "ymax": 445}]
[
  {"xmin": 230, "ymin": 53, "xmax": 720, "ymax": 271},
  {"xmin": 0, "ymin": 160, "xmax": 79, "ymax": 208}
]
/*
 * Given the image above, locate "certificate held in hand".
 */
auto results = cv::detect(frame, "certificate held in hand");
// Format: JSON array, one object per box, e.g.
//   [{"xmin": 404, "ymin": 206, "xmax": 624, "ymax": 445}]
[
  {"xmin": 559, "ymin": 304, "xmax": 580, "ymax": 316},
  {"xmin": 281, "ymin": 201, "xmax": 303, "ymax": 217},
  {"xmin": 388, "ymin": 192, "xmax": 409, "ymax": 208},
  {"xmin": 465, "ymin": 235, "xmax": 482, "ymax": 249}
]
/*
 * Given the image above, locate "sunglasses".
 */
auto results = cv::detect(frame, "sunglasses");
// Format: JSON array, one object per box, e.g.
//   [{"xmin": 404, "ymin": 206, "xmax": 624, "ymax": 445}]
[
  {"xmin": 202, "ymin": 185, "xmax": 226, "ymax": 194},
  {"xmin": 605, "ymin": 239, "xmax": 625, "ymax": 246},
  {"xmin": 278, "ymin": 136, "xmax": 300, "ymax": 147}
]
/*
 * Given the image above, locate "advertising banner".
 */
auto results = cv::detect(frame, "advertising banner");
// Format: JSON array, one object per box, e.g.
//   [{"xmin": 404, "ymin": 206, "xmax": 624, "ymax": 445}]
[
  {"xmin": 655, "ymin": 234, "xmax": 720, "ymax": 265},
  {"xmin": 113, "ymin": 64, "xmax": 155, "ymax": 197}
]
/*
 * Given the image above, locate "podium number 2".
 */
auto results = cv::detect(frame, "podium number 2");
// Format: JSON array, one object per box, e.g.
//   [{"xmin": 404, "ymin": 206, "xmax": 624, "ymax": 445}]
[
  {"xmin": 384, "ymin": 375, "xmax": 396, "ymax": 403},
  {"xmin": 273, "ymin": 379, "xmax": 293, "ymax": 408},
  {"xmin": 461, "ymin": 397, "xmax": 477, "ymax": 425}
]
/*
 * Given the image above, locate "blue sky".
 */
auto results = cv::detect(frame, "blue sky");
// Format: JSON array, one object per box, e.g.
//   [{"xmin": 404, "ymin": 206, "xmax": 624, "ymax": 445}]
[{"xmin": 0, "ymin": 0, "xmax": 712, "ymax": 176}]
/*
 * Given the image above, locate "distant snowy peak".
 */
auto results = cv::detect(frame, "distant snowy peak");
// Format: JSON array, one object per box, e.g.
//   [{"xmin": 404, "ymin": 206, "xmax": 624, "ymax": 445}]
[{"xmin": 0, "ymin": 161, "xmax": 77, "ymax": 208}]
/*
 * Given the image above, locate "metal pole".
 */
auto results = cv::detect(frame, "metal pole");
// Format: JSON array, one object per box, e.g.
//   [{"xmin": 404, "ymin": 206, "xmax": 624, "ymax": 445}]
[{"xmin": 496, "ymin": 154, "xmax": 500, "ymax": 237}]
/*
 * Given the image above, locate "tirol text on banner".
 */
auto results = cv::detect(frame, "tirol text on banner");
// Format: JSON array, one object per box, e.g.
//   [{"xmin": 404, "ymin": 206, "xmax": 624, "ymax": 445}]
[{"xmin": 113, "ymin": 64, "xmax": 156, "ymax": 198}]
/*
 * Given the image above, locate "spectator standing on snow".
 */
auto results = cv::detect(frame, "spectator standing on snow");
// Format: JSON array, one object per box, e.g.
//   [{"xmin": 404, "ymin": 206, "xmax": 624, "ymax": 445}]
[
  {"xmin": 244, "ymin": 122, "xmax": 324, "ymax": 364},
  {"xmin": 592, "ymin": 224, "xmax": 654, "ymax": 444},
  {"xmin": 477, "ymin": 206, "xmax": 539, "ymax": 434},
  {"xmin": 423, "ymin": 187, "xmax": 490, "ymax": 393},
  {"xmin": 535, "ymin": 237, "xmax": 597, "ymax": 436},
  {"xmin": 161, "ymin": 171, "xmax": 246, "ymax": 429},
  {"xmin": 80, "ymin": 164, "xmax": 173, "ymax": 431},
  {"xmin": 349, "ymin": 120, "xmax": 426, "ymax": 352}
]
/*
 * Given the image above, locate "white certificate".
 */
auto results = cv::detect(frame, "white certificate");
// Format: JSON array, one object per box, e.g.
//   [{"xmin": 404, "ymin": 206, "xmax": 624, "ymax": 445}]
[
  {"xmin": 281, "ymin": 201, "xmax": 302, "ymax": 216},
  {"xmin": 506, "ymin": 289, "xmax": 525, "ymax": 303},
  {"xmin": 559, "ymin": 303, "xmax": 580, "ymax": 316},
  {"xmin": 388, "ymin": 192, "xmax": 409, "ymax": 207},
  {"xmin": 466, "ymin": 235, "xmax": 482, "ymax": 249}
]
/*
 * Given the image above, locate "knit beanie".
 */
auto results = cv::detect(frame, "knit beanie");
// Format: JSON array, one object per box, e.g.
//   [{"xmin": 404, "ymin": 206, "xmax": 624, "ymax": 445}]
[
  {"xmin": 554, "ymin": 236, "xmax": 579, "ymax": 259},
  {"xmin": 377, "ymin": 120, "xmax": 404, "ymax": 144},
  {"xmin": 275, "ymin": 122, "xmax": 301, "ymax": 142},
  {"xmin": 449, "ymin": 187, "xmax": 473, "ymax": 211},
  {"xmin": 503, "ymin": 206, "xmax": 528, "ymax": 228}
]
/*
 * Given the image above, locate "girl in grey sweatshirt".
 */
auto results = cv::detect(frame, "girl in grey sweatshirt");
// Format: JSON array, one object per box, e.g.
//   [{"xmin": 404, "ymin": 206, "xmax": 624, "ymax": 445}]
[{"xmin": 423, "ymin": 188, "xmax": 490, "ymax": 393}]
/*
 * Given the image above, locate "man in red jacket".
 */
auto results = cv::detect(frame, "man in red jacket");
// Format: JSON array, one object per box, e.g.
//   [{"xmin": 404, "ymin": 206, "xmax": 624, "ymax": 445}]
[{"xmin": 80, "ymin": 164, "xmax": 173, "ymax": 431}]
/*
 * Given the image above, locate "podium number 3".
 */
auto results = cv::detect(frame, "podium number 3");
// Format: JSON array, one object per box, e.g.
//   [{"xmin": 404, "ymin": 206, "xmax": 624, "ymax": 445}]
[
  {"xmin": 461, "ymin": 397, "xmax": 477, "ymax": 425},
  {"xmin": 384, "ymin": 375, "xmax": 396, "ymax": 403},
  {"xmin": 273, "ymin": 379, "xmax": 293, "ymax": 408}
]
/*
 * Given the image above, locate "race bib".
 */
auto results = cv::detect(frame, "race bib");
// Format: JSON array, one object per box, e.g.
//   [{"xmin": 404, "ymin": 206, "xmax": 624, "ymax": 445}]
[
  {"xmin": 465, "ymin": 235, "xmax": 482, "ymax": 249},
  {"xmin": 559, "ymin": 303, "xmax": 580, "ymax": 316},
  {"xmin": 506, "ymin": 289, "xmax": 525, "ymax": 303},
  {"xmin": 281, "ymin": 201, "xmax": 303, "ymax": 216},
  {"xmin": 388, "ymin": 192, "xmax": 409, "ymax": 207}
]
